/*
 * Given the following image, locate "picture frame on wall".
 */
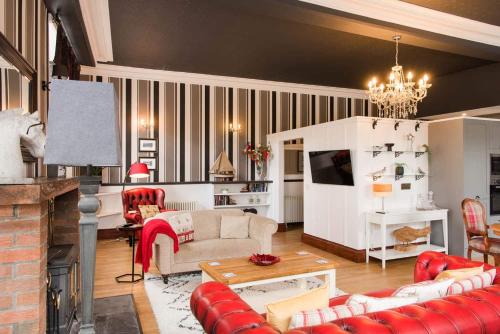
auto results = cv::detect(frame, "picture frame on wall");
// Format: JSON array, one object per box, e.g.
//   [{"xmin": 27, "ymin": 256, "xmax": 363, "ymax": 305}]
[
  {"xmin": 298, "ymin": 151, "xmax": 304, "ymax": 172},
  {"xmin": 138, "ymin": 138, "xmax": 158, "ymax": 152},
  {"xmin": 139, "ymin": 157, "xmax": 158, "ymax": 171}
]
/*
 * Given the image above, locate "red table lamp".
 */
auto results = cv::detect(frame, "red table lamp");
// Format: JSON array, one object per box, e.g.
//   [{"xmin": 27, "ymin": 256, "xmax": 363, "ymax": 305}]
[{"xmin": 122, "ymin": 162, "xmax": 149, "ymax": 191}]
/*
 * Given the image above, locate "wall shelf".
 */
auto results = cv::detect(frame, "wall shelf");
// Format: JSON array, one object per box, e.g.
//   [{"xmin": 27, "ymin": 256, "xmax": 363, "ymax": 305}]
[
  {"xmin": 368, "ymin": 174, "xmax": 429, "ymax": 181},
  {"xmin": 365, "ymin": 150, "xmax": 427, "ymax": 158},
  {"xmin": 214, "ymin": 192, "xmax": 270, "ymax": 196},
  {"xmin": 214, "ymin": 203, "xmax": 270, "ymax": 209}
]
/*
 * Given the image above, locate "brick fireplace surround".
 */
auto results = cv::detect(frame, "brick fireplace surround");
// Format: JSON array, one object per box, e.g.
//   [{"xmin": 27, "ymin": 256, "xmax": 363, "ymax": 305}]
[{"xmin": 0, "ymin": 178, "xmax": 79, "ymax": 334}]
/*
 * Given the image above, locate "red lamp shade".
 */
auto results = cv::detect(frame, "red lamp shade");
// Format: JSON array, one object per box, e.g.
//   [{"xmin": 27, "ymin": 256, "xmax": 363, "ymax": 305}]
[{"xmin": 129, "ymin": 162, "xmax": 149, "ymax": 179}]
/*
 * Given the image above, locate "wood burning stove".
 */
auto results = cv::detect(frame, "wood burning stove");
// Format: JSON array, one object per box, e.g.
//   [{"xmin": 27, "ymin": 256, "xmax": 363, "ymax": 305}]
[{"xmin": 47, "ymin": 245, "xmax": 79, "ymax": 334}]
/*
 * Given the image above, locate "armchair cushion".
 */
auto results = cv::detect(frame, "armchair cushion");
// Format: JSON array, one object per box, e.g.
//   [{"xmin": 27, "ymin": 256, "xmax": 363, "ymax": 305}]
[{"xmin": 138, "ymin": 204, "xmax": 160, "ymax": 219}]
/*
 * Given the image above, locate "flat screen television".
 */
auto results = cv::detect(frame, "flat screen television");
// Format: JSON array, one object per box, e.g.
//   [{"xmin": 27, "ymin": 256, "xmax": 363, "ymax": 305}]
[{"xmin": 309, "ymin": 150, "xmax": 354, "ymax": 186}]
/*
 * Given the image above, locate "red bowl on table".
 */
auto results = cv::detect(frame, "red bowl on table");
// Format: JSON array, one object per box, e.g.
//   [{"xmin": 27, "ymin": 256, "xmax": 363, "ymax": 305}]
[{"xmin": 249, "ymin": 254, "xmax": 280, "ymax": 266}]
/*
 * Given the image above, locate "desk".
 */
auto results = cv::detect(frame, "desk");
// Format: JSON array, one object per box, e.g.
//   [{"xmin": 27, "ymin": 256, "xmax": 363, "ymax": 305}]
[{"xmin": 366, "ymin": 209, "xmax": 448, "ymax": 268}]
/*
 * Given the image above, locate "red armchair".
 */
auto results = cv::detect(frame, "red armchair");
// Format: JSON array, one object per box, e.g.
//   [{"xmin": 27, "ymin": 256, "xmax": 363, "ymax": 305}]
[
  {"xmin": 122, "ymin": 188, "xmax": 166, "ymax": 225},
  {"xmin": 191, "ymin": 251, "xmax": 500, "ymax": 334}
]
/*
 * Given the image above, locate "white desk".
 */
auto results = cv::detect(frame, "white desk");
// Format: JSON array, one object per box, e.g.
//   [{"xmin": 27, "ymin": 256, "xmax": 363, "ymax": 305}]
[{"xmin": 365, "ymin": 209, "xmax": 448, "ymax": 268}]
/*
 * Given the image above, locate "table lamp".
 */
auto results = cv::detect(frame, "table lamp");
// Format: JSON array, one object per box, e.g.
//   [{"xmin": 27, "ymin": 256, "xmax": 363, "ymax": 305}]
[
  {"xmin": 44, "ymin": 79, "xmax": 121, "ymax": 334},
  {"xmin": 122, "ymin": 162, "xmax": 149, "ymax": 191},
  {"xmin": 373, "ymin": 183, "xmax": 392, "ymax": 214}
]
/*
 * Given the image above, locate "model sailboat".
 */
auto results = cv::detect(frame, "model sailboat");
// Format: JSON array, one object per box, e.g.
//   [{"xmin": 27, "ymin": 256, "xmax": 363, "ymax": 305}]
[{"xmin": 209, "ymin": 151, "xmax": 235, "ymax": 181}]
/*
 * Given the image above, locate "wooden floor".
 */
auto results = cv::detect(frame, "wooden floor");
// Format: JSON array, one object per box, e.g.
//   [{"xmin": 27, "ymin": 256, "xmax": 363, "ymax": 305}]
[{"xmin": 94, "ymin": 227, "xmax": 421, "ymax": 333}]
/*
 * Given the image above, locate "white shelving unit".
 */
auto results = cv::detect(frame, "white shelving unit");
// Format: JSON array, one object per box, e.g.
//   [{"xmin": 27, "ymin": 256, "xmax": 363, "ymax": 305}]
[{"xmin": 212, "ymin": 181, "xmax": 272, "ymax": 216}]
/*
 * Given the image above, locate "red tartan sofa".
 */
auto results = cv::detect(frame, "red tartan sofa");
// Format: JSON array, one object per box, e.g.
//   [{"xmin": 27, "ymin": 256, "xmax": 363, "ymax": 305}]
[{"xmin": 190, "ymin": 251, "xmax": 500, "ymax": 333}]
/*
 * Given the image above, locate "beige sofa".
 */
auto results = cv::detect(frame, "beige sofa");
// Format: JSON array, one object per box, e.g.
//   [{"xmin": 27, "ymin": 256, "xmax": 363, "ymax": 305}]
[{"xmin": 153, "ymin": 209, "xmax": 278, "ymax": 283}]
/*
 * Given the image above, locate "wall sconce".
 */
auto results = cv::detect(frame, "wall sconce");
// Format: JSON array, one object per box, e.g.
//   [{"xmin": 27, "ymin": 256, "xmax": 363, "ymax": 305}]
[
  {"xmin": 140, "ymin": 119, "xmax": 154, "ymax": 128},
  {"xmin": 229, "ymin": 123, "xmax": 241, "ymax": 133}
]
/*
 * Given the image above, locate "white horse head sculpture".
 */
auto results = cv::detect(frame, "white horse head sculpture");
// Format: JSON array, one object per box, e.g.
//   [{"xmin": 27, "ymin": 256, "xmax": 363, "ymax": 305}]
[{"xmin": 0, "ymin": 109, "xmax": 46, "ymax": 178}]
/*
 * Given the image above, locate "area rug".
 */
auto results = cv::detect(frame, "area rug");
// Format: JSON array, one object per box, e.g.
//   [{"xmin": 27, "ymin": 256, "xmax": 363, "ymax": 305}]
[{"xmin": 144, "ymin": 272, "xmax": 346, "ymax": 334}]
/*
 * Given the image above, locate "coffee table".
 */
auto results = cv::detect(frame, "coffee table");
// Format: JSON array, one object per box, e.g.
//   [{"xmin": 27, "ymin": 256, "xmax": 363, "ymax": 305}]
[{"xmin": 199, "ymin": 251, "xmax": 336, "ymax": 298}]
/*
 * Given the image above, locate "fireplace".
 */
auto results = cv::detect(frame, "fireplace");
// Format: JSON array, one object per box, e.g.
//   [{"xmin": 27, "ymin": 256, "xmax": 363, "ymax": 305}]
[
  {"xmin": 47, "ymin": 245, "xmax": 79, "ymax": 334},
  {"xmin": 0, "ymin": 178, "xmax": 80, "ymax": 334}
]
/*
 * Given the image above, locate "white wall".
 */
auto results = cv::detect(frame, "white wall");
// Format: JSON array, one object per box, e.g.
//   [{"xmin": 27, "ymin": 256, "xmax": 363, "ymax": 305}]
[{"xmin": 268, "ymin": 116, "xmax": 429, "ymax": 250}]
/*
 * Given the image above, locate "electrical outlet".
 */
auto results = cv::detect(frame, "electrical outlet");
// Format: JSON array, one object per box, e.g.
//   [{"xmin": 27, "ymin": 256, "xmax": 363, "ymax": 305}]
[{"xmin": 401, "ymin": 183, "xmax": 411, "ymax": 190}]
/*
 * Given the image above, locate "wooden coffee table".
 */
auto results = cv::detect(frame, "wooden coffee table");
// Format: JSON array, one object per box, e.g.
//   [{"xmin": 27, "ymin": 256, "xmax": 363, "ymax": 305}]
[{"xmin": 199, "ymin": 251, "xmax": 337, "ymax": 298}]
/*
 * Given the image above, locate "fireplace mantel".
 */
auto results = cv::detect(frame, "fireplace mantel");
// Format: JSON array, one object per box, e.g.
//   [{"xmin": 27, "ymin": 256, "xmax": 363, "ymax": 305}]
[
  {"xmin": 0, "ymin": 177, "xmax": 80, "ymax": 334},
  {"xmin": 0, "ymin": 177, "xmax": 79, "ymax": 205}
]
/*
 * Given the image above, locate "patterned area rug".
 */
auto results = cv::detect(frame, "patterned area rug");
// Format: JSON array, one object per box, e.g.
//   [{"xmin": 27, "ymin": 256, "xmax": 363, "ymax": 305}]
[{"xmin": 144, "ymin": 272, "xmax": 346, "ymax": 334}]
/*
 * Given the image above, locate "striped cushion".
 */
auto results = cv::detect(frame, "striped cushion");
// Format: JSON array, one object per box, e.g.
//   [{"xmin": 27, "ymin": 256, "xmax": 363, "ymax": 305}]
[
  {"xmin": 447, "ymin": 269, "xmax": 496, "ymax": 295},
  {"xmin": 463, "ymin": 201, "xmax": 486, "ymax": 233},
  {"xmin": 392, "ymin": 279, "xmax": 454, "ymax": 302},
  {"xmin": 288, "ymin": 303, "xmax": 367, "ymax": 329}
]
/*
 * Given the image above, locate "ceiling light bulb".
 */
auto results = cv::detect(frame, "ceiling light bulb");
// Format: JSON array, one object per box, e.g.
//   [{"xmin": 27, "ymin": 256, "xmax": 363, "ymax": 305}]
[
  {"xmin": 462, "ymin": 113, "xmax": 467, "ymax": 116},
  {"xmin": 380, "ymin": 84, "xmax": 385, "ymax": 90},
  {"xmin": 407, "ymin": 72, "xmax": 413, "ymax": 80},
  {"xmin": 423, "ymin": 74, "xmax": 429, "ymax": 81},
  {"xmin": 418, "ymin": 79, "xmax": 424, "ymax": 86},
  {"xmin": 389, "ymin": 73, "xmax": 395, "ymax": 80},
  {"xmin": 368, "ymin": 81, "xmax": 373, "ymax": 88},
  {"xmin": 372, "ymin": 77, "xmax": 377, "ymax": 84}
]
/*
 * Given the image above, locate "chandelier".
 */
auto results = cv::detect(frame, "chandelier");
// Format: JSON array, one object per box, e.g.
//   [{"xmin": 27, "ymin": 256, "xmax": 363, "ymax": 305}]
[{"xmin": 367, "ymin": 35, "xmax": 431, "ymax": 119}]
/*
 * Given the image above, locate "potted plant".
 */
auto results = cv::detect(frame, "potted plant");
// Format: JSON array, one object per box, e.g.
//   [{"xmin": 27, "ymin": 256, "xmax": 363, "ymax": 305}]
[{"xmin": 395, "ymin": 163, "xmax": 407, "ymax": 176}]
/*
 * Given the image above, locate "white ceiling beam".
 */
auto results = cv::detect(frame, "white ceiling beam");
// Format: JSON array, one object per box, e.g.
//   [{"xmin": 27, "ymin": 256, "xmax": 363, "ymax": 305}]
[
  {"xmin": 300, "ymin": 0, "xmax": 500, "ymax": 47},
  {"xmin": 79, "ymin": 0, "xmax": 113, "ymax": 62}
]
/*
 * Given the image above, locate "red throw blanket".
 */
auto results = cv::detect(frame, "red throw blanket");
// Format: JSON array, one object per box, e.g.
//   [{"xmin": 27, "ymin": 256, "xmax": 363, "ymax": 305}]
[{"xmin": 135, "ymin": 218, "xmax": 179, "ymax": 273}]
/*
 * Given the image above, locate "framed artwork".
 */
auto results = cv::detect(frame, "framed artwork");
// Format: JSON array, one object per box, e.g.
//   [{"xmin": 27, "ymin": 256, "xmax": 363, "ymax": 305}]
[
  {"xmin": 138, "ymin": 138, "xmax": 158, "ymax": 152},
  {"xmin": 297, "ymin": 151, "xmax": 304, "ymax": 172},
  {"xmin": 139, "ymin": 157, "xmax": 158, "ymax": 171}
]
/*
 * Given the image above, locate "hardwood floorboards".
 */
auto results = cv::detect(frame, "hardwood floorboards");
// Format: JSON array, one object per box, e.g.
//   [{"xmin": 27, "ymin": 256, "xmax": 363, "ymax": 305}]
[{"xmin": 94, "ymin": 227, "xmax": 453, "ymax": 333}]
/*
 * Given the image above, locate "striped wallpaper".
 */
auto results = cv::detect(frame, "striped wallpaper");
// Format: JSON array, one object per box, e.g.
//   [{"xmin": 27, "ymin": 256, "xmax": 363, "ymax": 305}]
[
  {"xmin": 81, "ymin": 72, "xmax": 373, "ymax": 183},
  {"xmin": 0, "ymin": 0, "xmax": 49, "ymax": 177}
]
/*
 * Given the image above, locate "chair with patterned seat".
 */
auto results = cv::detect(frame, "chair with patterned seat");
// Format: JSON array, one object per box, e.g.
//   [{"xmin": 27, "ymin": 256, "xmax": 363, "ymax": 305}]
[{"xmin": 461, "ymin": 198, "xmax": 500, "ymax": 265}]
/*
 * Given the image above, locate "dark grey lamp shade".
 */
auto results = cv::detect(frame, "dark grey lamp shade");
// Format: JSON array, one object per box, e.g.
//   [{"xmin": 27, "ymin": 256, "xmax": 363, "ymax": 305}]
[{"xmin": 44, "ymin": 79, "xmax": 122, "ymax": 167}]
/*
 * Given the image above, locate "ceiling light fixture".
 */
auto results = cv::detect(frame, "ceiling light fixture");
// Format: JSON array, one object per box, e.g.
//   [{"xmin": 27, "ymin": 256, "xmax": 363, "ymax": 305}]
[{"xmin": 367, "ymin": 35, "xmax": 432, "ymax": 119}]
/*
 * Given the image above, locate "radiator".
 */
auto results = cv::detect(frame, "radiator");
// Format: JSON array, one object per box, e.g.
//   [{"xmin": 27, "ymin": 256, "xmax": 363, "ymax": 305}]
[
  {"xmin": 285, "ymin": 195, "xmax": 303, "ymax": 223},
  {"xmin": 165, "ymin": 201, "xmax": 198, "ymax": 211}
]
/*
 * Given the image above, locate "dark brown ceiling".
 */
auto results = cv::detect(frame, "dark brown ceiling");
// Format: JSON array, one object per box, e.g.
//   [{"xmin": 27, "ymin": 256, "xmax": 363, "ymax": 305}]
[
  {"xmin": 108, "ymin": 0, "xmax": 496, "ymax": 89},
  {"xmin": 402, "ymin": 0, "xmax": 500, "ymax": 26}
]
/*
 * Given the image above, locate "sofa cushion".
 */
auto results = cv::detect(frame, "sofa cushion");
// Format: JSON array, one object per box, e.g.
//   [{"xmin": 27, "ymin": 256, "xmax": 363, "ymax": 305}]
[
  {"xmin": 447, "ymin": 268, "xmax": 496, "ymax": 295},
  {"xmin": 191, "ymin": 209, "xmax": 244, "ymax": 241},
  {"xmin": 393, "ymin": 279, "xmax": 454, "ymax": 302},
  {"xmin": 174, "ymin": 238, "xmax": 259, "ymax": 264},
  {"xmin": 266, "ymin": 284, "xmax": 329, "ymax": 332},
  {"xmin": 434, "ymin": 265, "xmax": 483, "ymax": 281},
  {"xmin": 220, "ymin": 215, "xmax": 250, "ymax": 239},
  {"xmin": 347, "ymin": 294, "xmax": 417, "ymax": 312}
]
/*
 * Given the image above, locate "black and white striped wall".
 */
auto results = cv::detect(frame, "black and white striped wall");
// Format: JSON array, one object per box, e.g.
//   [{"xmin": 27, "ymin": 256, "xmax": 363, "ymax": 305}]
[{"xmin": 81, "ymin": 65, "xmax": 372, "ymax": 183}]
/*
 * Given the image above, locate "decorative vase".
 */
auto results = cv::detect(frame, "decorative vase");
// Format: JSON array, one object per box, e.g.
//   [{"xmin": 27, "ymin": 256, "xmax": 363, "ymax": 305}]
[
  {"xmin": 256, "ymin": 161, "xmax": 266, "ymax": 180},
  {"xmin": 395, "ymin": 166, "xmax": 405, "ymax": 176}
]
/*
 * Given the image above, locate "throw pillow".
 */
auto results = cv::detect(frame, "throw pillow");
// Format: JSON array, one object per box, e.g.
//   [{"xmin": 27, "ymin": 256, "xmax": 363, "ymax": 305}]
[
  {"xmin": 434, "ymin": 266, "xmax": 484, "ymax": 281},
  {"xmin": 220, "ymin": 215, "xmax": 250, "ymax": 239},
  {"xmin": 347, "ymin": 294, "xmax": 417, "ymax": 312},
  {"xmin": 266, "ymin": 284, "xmax": 329, "ymax": 332},
  {"xmin": 289, "ymin": 303, "xmax": 367, "ymax": 329},
  {"xmin": 138, "ymin": 205, "xmax": 160, "ymax": 219},
  {"xmin": 447, "ymin": 268, "xmax": 496, "ymax": 295},
  {"xmin": 392, "ymin": 279, "xmax": 454, "ymax": 302}
]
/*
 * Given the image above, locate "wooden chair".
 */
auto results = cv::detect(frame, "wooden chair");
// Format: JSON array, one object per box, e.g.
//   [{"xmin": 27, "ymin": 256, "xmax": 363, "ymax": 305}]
[{"xmin": 461, "ymin": 198, "xmax": 500, "ymax": 266}]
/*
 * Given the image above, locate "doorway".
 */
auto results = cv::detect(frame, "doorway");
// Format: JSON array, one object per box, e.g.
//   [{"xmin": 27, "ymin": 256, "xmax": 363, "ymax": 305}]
[{"xmin": 283, "ymin": 138, "xmax": 304, "ymax": 229}]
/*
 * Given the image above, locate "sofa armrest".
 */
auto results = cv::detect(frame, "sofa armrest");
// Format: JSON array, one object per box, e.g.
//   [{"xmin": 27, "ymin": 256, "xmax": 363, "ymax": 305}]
[
  {"xmin": 414, "ymin": 251, "xmax": 500, "ymax": 283},
  {"xmin": 153, "ymin": 233, "xmax": 175, "ymax": 275},
  {"xmin": 247, "ymin": 214, "xmax": 278, "ymax": 254},
  {"xmin": 124, "ymin": 212, "xmax": 142, "ymax": 224},
  {"xmin": 191, "ymin": 282, "xmax": 279, "ymax": 334}
]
